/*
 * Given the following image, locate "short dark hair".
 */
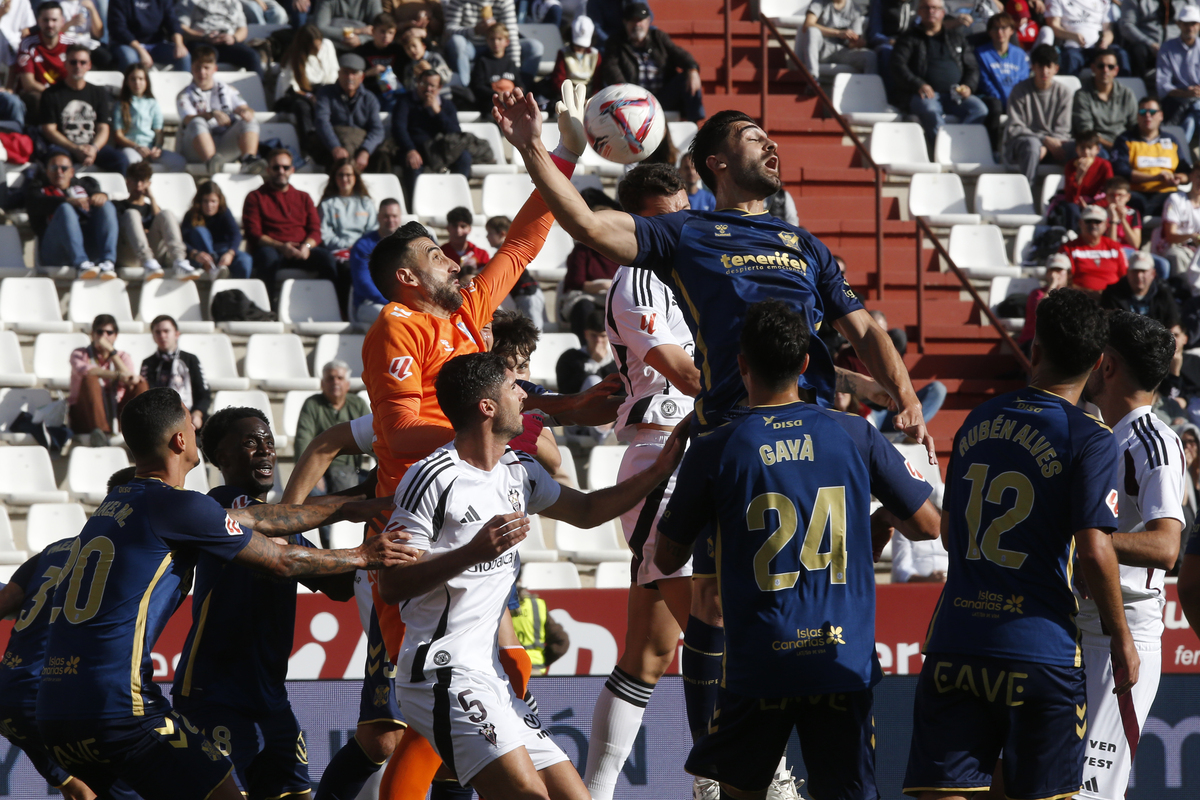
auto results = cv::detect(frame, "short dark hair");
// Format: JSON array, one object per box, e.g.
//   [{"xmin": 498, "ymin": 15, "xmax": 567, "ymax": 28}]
[
  {"xmin": 739, "ymin": 299, "xmax": 810, "ymax": 391},
  {"xmin": 435, "ymin": 352, "xmax": 509, "ymax": 431},
  {"xmin": 1033, "ymin": 288, "xmax": 1108, "ymax": 378},
  {"xmin": 92, "ymin": 314, "xmax": 117, "ymax": 333},
  {"xmin": 618, "ymin": 162, "xmax": 686, "ymax": 214},
  {"xmin": 1093, "ymin": 47, "xmax": 1120, "ymax": 65},
  {"xmin": 1106, "ymin": 311, "xmax": 1176, "ymax": 392},
  {"xmin": 446, "ymin": 206, "xmax": 473, "ymax": 227},
  {"xmin": 417, "ymin": 68, "xmax": 442, "ymax": 86},
  {"xmin": 121, "ymin": 388, "xmax": 188, "ymax": 458},
  {"xmin": 36, "ymin": 2, "xmax": 62, "ymax": 15},
  {"xmin": 584, "ymin": 309, "xmax": 606, "ymax": 333},
  {"xmin": 987, "ymin": 12, "xmax": 1015, "ymax": 30},
  {"xmin": 580, "ymin": 187, "xmax": 621, "ymax": 211},
  {"xmin": 201, "ymin": 406, "xmax": 270, "ymax": 468},
  {"xmin": 368, "ymin": 220, "xmax": 433, "ymax": 299},
  {"xmin": 1030, "ymin": 44, "xmax": 1059, "ymax": 68},
  {"xmin": 490, "ymin": 309, "xmax": 540, "ymax": 364},
  {"xmin": 106, "ymin": 466, "xmax": 137, "ymax": 494},
  {"xmin": 193, "ymin": 45, "xmax": 218, "ymax": 65},
  {"xmin": 380, "ymin": 198, "xmax": 402, "ymax": 212},
  {"xmin": 689, "ymin": 109, "xmax": 757, "ymax": 191},
  {"xmin": 150, "ymin": 314, "xmax": 178, "ymax": 331},
  {"xmin": 267, "ymin": 147, "xmax": 293, "ymax": 164},
  {"xmin": 1105, "ymin": 175, "xmax": 1131, "ymax": 193},
  {"xmin": 126, "ymin": 160, "xmax": 153, "ymax": 183},
  {"xmin": 373, "ymin": 11, "xmax": 396, "ymax": 30},
  {"xmin": 486, "ymin": 215, "xmax": 510, "ymax": 234},
  {"xmin": 1139, "ymin": 95, "xmax": 1161, "ymax": 109},
  {"xmin": 1074, "ymin": 129, "xmax": 1101, "ymax": 149},
  {"xmin": 64, "ymin": 42, "xmax": 90, "ymax": 58}
]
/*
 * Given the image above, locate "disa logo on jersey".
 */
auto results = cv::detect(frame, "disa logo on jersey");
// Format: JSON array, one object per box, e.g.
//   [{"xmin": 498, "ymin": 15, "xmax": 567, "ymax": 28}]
[{"xmin": 1106, "ymin": 489, "xmax": 1119, "ymax": 517}]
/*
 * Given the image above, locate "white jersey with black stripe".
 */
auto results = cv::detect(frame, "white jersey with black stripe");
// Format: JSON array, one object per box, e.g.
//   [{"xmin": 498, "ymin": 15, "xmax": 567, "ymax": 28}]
[
  {"xmin": 1076, "ymin": 407, "xmax": 1186, "ymax": 643},
  {"xmin": 384, "ymin": 443, "xmax": 561, "ymax": 682},
  {"xmin": 605, "ymin": 266, "xmax": 695, "ymax": 441}
]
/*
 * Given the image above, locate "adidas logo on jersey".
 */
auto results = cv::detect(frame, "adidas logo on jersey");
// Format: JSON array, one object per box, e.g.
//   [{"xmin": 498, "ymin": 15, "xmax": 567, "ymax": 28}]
[
  {"xmin": 1083, "ymin": 777, "xmax": 1099, "ymax": 793},
  {"xmin": 460, "ymin": 506, "xmax": 481, "ymax": 524}
]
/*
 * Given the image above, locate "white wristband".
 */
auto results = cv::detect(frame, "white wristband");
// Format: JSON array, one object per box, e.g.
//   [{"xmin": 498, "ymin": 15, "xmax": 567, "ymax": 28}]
[{"xmin": 552, "ymin": 141, "xmax": 580, "ymax": 164}]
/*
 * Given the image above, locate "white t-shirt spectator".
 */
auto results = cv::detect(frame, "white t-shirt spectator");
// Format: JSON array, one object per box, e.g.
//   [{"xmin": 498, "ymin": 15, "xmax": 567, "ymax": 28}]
[
  {"xmin": 1046, "ymin": 0, "xmax": 1113, "ymax": 48},
  {"xmin": 0, "ymin": 0, "xmax": 35, "ymax": 65},
  {"xmin": 178, "ymin": 80, "xmax": 249, "ymax": 133},
  {"xmin": 1153, "ymin": 191, "xmax": 1200, "ymax": 254}
]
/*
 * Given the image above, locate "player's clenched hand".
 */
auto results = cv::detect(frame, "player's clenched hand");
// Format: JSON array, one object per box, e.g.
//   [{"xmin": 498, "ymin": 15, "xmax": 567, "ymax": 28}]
[
  {"xmin": 492, "ymin": 87, "xmax": 542, "ymax": 151},
  {"xmin": 1110, "ymin": 634, "xmax": 1140, "ymax": 695},
  {"xmin": 563, "ymin": 372, "xmax": 623, "ymax": 426},
  {"xmin": 893, "ymin": 401, "xmax": 937, "ymax": 466},
  {"xmin": 556, "ymin": 81, "xmax": 587, "ymax": 157},
  {"xmin": 359, "ymin": 532, "xmax": 421, "ymax": 569},
  {"xmin": 337, "ymin": 496, "xmax": 395, "ymax": 523},
  {"xmin": 467, "ymin": 512, "xmax": 529, "ymax": 562}
]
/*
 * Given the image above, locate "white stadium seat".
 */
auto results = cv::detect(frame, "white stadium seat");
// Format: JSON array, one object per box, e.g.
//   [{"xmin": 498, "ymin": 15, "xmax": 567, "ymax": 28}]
[
  {"xmin": 1038, "ymin": 173, "xmax": 1064, "ymax": 214},
  {"xmin": 0, "ymin": 278, "xmax": 72, "ymax": 333},
  {"xmin": 521, "ymin": 23, "xmax": 562, "ymax": 75},
  {"xmin": 988, "ymin": 276, "xmax": 1041, "ymax": 333},
  {"xmin": 668, "ymin": 121, "xmax": 699, "ymax": 159},
  {"xmin": 934, "ymin": 125, "xmax": 1005, "ymax": 175},
  {"xmin": 1052, "ymin": 74, "xmax": 1082, "ymax": 94},
  {"xmin": 25, "ymin": 503, "xmax": 88, "ymax": 554},
  {"xmin": 208, "ymin": 278, "xmax": 285, "ymax": 334},
  {"xmin": 0, "ymin": 226, "xmax": 29, "ymax": 278},
  {"xmin": 139, "ymin": 279, "xmax": 214, "ymax": 333},
  {"xmin": 526, "ymin": 224, "xmax": 575, "ymax": 283},
  {"xmin": 68, "ymin": 279, "xmax": 143, "ymax": 332},
  {"xmin": 281, "ymin": 389, "xmax": 313, "ymax": 441},
  {"xmin": 908, "ymin": 174, "xmax": 981, "ymax": 226},
  {"xmin": 212, "ymin": 174, "xmax": 264, "ymax": 224},
  {"xmin": 481, "ymin": 174, "xmax": 535, "ymax": 219},
  {"xmin": 521, "ymin": 561, "xmax": 582, "ymax": 590},
  {"xmin": 1163, "ymin": 124, "xmax": 1189, "ymax": 149},
  {"xmin": 974, "ymin": 174, "xmax": 1042, "ymax": 226},
  {"xmin": 587, "ymin": 445, "xmax": 628, "ymax": 490},
  {"xmin": 279, "ymin": 279, "xmax": 351, "ymax": 335},
  {"xmin": 260, "ymin": 121, "xmax": 302, "ymax": 156},
  {"xmin": 0, "ymin": 387, "xmax": 55, "ymax": 444},
  {"xmin": 177, "ymin": 333, "xmax": 250, "ymax": 390},
  {"xmin": 0, "ymin": 446, "xmax": 69, "ymax": 504},
  {"xmin": 462, "ymin": 122, "xmax": 517, "ymax": 177},
  {"xmin": 86, "ymin": 172, "xmax": 129, "ymax": 201},
  {"xmin": 412, "ymin": 174, "xmax": 475, "ymax": 227},
  {"xmin": 149, "ymin": 172, "xmax": 198, "ymax": 222},
  {"xmin": 570, "ymin": 174, "xmax": 605, "ymax": 194},
  {"xmin": 554, "ymin": 520, "xmax": 631, "ymax": 564},
  {"xmin": 557, "ymin": 447, "xmax": 578, "ymax": 488},
  {"xmin": 528, "ymin": 332, "xmax": 579, "ymax": 391},
  {"xmin": 33, "ymin": 332, "xmax": 89, "ymax": 389},
  {"xmin": 760, "ymin": 0, "xmax": 813, "ymax": 26},
  {"xmin": 832, "ymin": 73, "xmax": 901, "ymax": 125},
  {"xmin": 870, "ymin": 122, "xmax": 940, "ymax": 174},
  {"xmin": 67, "ymin": 447, "xmax": 131, "ymax": 504},
  {"xmin": 222, "ymin": 72, "xmax": 271, "ymax": 115},
  {"xmin": 116, "ymin": 333, "xmax": 157, "ymax": 371},
  {"xmin": 185, "ymin": 456, "xmax": 211, "ymax": 493},
  {"xmin": 360, "ymin": 173, "xmax": 407, "ymax": 213},
  {"xmin": 0, "ymin": 331, "xmax": 36, "ymax": 387},
  {"xmin": 948, "ymin": 224, "xmax": 1021, "ymax": 279},
  {"xmin": 0, "ymin": 507, "xmax": 26, "ymax": 564},
  {"xmin": 289, "ymin": 174, "xmax": 329, "ymax": 209},
  {"xmin": 312, "ymin": 333, "xmax": 365, "ymax": 391},
  {"xmin": 1011, "ymin": 224, "xmax": 1039, "ymax": 265},
  {"xmin": 85, "ymin": 70, "xmax": 125, "ymax": 93},
  {"xmin": 594, "ymin": 561, "xmax": 630, "ymax": 588},
  {"xmin": 210, "ymin": 389, "xmax": 287, "ymax": 448},
  {"xmin": 244, "ymin": 333, "xmax": 320, "ymax": 391},
  {"xmin": 1116, "ymin": 76, "xmax": 1148, "ymax": 101},
  {"xmin": 517, "ymin": 516, "xmax": 558, "ymax": 563}
]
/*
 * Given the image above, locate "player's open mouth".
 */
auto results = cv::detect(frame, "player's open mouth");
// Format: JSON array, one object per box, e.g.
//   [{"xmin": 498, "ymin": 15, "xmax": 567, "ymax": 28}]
[
  {"xmin": 765, "ymin": 156, "xmax": 779, "ymax": 172},
  {"xmin": 253, "ymin": 463, "xmax": 274, "ymax": 478}
]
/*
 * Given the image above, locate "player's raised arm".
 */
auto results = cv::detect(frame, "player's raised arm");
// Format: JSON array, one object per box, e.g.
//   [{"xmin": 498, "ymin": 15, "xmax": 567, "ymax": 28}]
[
  {"xmin": 1075, "ymin": 527, "xmax": 1140, "ymax": 695},
  {"xmin": 234, "ymin": 526, "xmax": 419, "ymax": 579},
  {"xmin": 494, "ymin": 85, "xmax": 639, "ymax": 266},
  {"xmin": 282, "ymin": 420, "xmax": 364, "ymax": 504}
]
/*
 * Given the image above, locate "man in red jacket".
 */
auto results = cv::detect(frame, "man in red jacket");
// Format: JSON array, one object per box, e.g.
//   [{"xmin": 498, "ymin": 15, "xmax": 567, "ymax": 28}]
[
  {"xmin": 1062, "ymin": 204, "xmax": 1129, "ymax": 292},
  {"xmin": 242, "ymin": 148, "xmax": 338, "ymax": 305}
]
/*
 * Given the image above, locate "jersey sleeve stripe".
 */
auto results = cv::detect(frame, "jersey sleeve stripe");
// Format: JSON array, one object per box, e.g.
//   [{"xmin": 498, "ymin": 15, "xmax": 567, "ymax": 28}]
[
  {"xmin": 177, "ymin": 590, "xmax": 214, "ymax": 698},
  {"xmin": 410, "ymin": 585, "xmax": 452, "ymax": 682},
  {"xmin": 399, "ymin": 454, "xmax": 452, "ymax": 511},
  {"xmin": 1133, "ymin": 415, "xmax": 1166, "ymax": 468},
  {"xmin": 431, "ymin": 482, "xmax": 455, "ymax": 541},
  {"xmin": 401, "ymin": 460, "xmax": 456, "ymax": 514}
]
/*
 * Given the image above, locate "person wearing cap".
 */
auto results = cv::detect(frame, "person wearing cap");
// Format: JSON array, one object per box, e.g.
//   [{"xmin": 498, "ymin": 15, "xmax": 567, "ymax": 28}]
[
  {"xmin": 1062, "ymin": 204, "xmax": 1130, "ymax": 292},
  {"xmin": 598, "ymin": 1, "xmax": 705, "ymax": 122},
  {"xmin": 546, "ymin": 15, "xmax": 601, "ymax": 97},
  {"xmin": 797, "ymin": 0, "xmax": 876, "ymax": 76},
  {"xmin": 1153, "ymin": 161, "xmax": 1200, "ymax": 276},
  {"xmin": 1157, "ymin": 6, "xmax": 1200, "ymax": 146},
  {"xmin": 1019, "ymin": 253, "xmax": 1072, "ymax": 349},
  {"xmin": 1101, "ymin": 250, "xmax": 1182, "ymax": 326},
  {"xmin": 314, "ymin": 52, "xmax": 384, "ymax": 171}
]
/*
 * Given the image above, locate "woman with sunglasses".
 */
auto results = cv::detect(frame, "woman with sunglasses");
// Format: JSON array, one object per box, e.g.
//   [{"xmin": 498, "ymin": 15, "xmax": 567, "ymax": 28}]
[{"xmin": 67, "ymin": 314, "xmax": 149, "ymax": 446}]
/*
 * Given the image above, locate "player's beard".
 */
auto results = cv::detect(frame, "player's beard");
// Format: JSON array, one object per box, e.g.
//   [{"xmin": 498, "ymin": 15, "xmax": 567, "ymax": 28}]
[
  {"xmin": 496, "ymin": 403, "xmax": 525, "ymax": 441},
  {"xmin": 420, "ymin": 271, "xmax": 465, "ymax": 314},
  {"xmin": 732, "ymin": 152, "xmax": 783, "ymax": 199}
]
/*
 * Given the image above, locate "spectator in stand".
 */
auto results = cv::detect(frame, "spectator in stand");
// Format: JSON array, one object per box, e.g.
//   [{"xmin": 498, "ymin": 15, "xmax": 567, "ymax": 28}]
[
  {"xmin": 243, "ymin": 148, "xmax": 338, "ymax": 304},
  {"xmin": 242, "ymin": 0, "xmax": 289, "ymax": 24},
  {"xmin": 397, "ymin": 24, "xmax": 453, "ymax": 96},
  {"xmin": 892, "ymin": 0, "xmax": 987, "ymax": 146},
  {"xmin": 109, "ymin": 0, "xmax": 190, "ymax": 72},
  {"xmin": 1050, "ymin": 129, "xmax": 1111, "ymax": 231},
  {"xmin": 1162, "ymin": 322, "xmax": 1200, "ymax": 423},
  {"xmin": 182, "ymin": 180, "xmax": 252, "ymax": 279},
  {"xmin": 312, "ymin": 0, "xmax": 383, "ymax": 52},
  {"xmin": 112, "ymin": 64, "xmax": 187, "ymax": 172},
  {"xmin": 485, "ymin": 214, "xmax": 544, "ymax": 330},
  {"xmin": 545, "ymin": 15, "xmax": 600, "ymax": 97},
  {"xmin": 39, "ymin": 44, "xmax": 128, "ymax": 175},
  {"xmin": 0, "ymin": 0, "xmax": 36, "ymax": 70},
  {"xmin": 1100, "ymin": 251, "xmax": 1181, "ymax": 326},
  {"xmin": 561, "ymin": 188, "xmax": 621, "ymax": 343},
  {"xmin": 116, "ymin": 161, "xmax": 196, "ymax": 281},
  {"xmin": 556, "ymin": 309, "xmax": 617, "ymax": 394},
  {"xmin": 274, "ymin": 25, "xmax": 339, "ymax": 146},
  {"xmin": 766, "ymin": 186, "xmax": 800, "ymax": 226},
  {"xmin": 679, "ymin": 151, "xmax": 715, "ymax": 211},
  {"xmin": 357, "ymin": 13, "xmax": 406, "ymax": 110},
  {"xmin": 178, "ymin": 46, "xmax": 265, "ymax": 174},
  {"xmin": 443, "ymin": 0, "xmax": 541, "ymax": 88},
  {"xmin": 347, "ymin": 196, "xmax": 403, "ymax": 323},
  {"xmin": 1062, "ymin": 203, "xmax": 1129, "ymax": 290},
  {"xmin": 68, "ymin": 314, "xmax": 148, "ymax": 445},
  {"xmin": 1042, "ymin": 0, "xmax": 1127, "ymax": 76},
  {"xmin": 141, "ymin": 314, "xmax": 210, "ymax": 430},
  {"xmin": 976, "ymin": 13, "xmax": 1029, "ymax": 149},
  {"xmin": 441, "ymin": 205, "xmax": 489, "ymax": 270},
  {"xmin": 27, "ymin": 151, "xmax": 117, "ymax": 279},
  {"xmin": 1112, "ymin": 95, "xmax": 1192, "ymax": 217},
  {"xmin": 867, "ymin": 0, "xmax": 917, "ymax": 95},
  {"xmin": 586, "ymin": 0, "xmax": 624, "ymax": 46},
  {"xmin": 1121, "ymin": 0, "xmax": 1180, "ymax": 79},
  {"xmin": 797, "ymin": 0, "xmax": 876, "ymax": 76},
  {"xmin": 60, "ymin": 0, "xmax": 111, "ymax": 69},
  {"xmin": 1153, "ymin": 161, "xmax": 1200, "ymax": 276},
  {"xmin": 1018, "ymin": 253, "xmax": 1072, "ymax": 350},
  {"xmin": 294, "ymin": 359, "xmax": 370, "ymax": 533},
  {"xmin": 314, "ymin": 53, "xmax": 384, "ymax": 171},
  {"xmin": 1157, "ymin": 6, "xmax": 1200, "ymax": 148},
  {"xmin": 1100, "ymin": 175, "xmax": 1170, "ymax": 279},
  {"xmin": 177, "ymin": 0, "xmax": 264, "ymax": 77},
  {"xmin": 469, "ymin": 22, "xmax": 522, "ymax": 114},
  {"xmin": 1003, "ymin": 44, "xmax": 1073, "ymax": 187},
  {"xmin": 16, "ymin": 2, "xmax": 75, "ymax": 117},
  {"xmin": 599, "ymin": 2, "xmax": 704, "ymax": 121},
  {"xmin": 1072, "ymin": 49, "xmax": 1137, "ymax": 156},
  {"xmin": 318, "ymin": 158, "xmax": 376, "ymax": 260},
  {"xmin": 392, "ymin": 68, "xmax": 468, "ymax": 202},
  {"xmin": 890, "ymin": 532, "xmax": 949, "ymax": 583}
]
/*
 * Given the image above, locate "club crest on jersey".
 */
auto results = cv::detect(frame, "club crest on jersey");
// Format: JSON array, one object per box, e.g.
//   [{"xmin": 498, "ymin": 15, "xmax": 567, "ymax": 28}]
[
  {"xmin": 714, "ymin": 224, "xmax": 730, "ymax": 237},
  {"xmin": 389, "ymin": 356, "xmax": 414, "ymax": 381},
  {"xmin": 1106, "ymin": 490, "xmax": 1119, "ymax": 517},
  {"xmin": 433, "ymin": 650, "xmax": 451, "ymax": 666},
  {"xmin": 662, "ymin": 399, "xmax": 678, "ymax": 417},
  {"xmin": 777, "ymin": 231, "xmax": 799, "ymax": 250},
  {"xmin": 478, "ymin": 722, "xmax": 497, "ymax": 745},
  {"xmin": 508, "ymin": 489, "xmax": 522, "ymax": 511}
]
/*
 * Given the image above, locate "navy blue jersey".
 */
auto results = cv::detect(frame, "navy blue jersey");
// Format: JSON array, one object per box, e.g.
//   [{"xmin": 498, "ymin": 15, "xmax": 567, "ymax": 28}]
[
  {"xmin": 925, "ymin": 387, "xmax": 1119, "ymax": 668},
  {"xmin": 0, "ymin": 540, "xmax": 76, "ymax": 707},
  {"xmin": 37, "ymin": 478, "xmax": 254, "ymax": 721},
  {"xmin": 658, "ymin": 401, "xmax": 931, "ymax": 697},
  {"xmin": 632, "ymin": 209, "xmax": 864, "ymax": 429},
  {"xmin": 171, "ymin": 486, "xmax": 313, "ymax": 715}
]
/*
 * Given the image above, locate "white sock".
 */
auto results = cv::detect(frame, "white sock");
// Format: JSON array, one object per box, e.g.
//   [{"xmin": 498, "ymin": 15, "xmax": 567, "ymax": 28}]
[{"xmin": 584, "ymin": 668, "xmax": 654, "ymax": 800}]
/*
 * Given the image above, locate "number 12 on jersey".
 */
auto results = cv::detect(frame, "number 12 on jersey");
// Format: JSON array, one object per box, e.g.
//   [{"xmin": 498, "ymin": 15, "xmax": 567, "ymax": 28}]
[
  {"xmin": 749, "ymin": 487, "xmax": 848, "ymax": 591},
  {"xmin": 962, "ymin": 463, "xmax": 1032, "ymax": 569}
]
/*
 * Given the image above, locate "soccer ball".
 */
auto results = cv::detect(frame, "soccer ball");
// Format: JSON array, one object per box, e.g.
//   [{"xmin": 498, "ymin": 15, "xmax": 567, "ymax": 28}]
[{"xmin": 583, "ymin": 84, "xmax": 666, "ymax": 165}]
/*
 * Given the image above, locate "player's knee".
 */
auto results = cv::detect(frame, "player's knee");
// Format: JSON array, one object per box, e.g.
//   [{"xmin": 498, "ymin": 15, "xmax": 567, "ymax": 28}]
[{"xmin": 355, "ymin": 722, "xmax": 402, "ymax": 762}]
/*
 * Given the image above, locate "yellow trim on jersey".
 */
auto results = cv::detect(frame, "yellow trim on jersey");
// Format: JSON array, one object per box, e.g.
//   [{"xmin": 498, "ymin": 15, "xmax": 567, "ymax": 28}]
[
  {"xmin": 131, "ymin": 553, "xmax": 174, "ymax": 716},
  {"xmin": 716, "ymin": 208, "xmax": 771, "ymax": 216},
  {"xmin": 53, "ymin": 776, "xmax": 75, "ymax": 790},
  {"xmin": 714, "ymin": 522, "xmax": 725, "ymax": 688},
  {"xmin": 681, "ymin": 641, "xmax": 723, "ymax": 657},
  {"xmin": 669, "ymin": 268, "xmax": 711, "ymax": 426},
  {"xmin": 923, "ymin": 590, "xmax": 946, "ymax": 651},
  {"xmin": 690, "ymin": 571, "xmax": 718, "ymax": 577},
  {"xmin": 179, "ymin": 589, "xmax": 214, "ymax": 697},
  {"xmin": 261, "ymin": 790, "xmax": 312, "ymax": 800},
  {"xmin": 1067, "ymin": 537, "xmax": 1082, "ymax": 668},
  {"xmin": 902, "ymin": 787, "xmax": 990, "ymax": 796},
  {"xmin": 355, "ymin": 718, "xmax": 408, "ymax": 735},
  {"xmin": 201, "ymin": 766, "xmax": 235, "ymax": 800}
]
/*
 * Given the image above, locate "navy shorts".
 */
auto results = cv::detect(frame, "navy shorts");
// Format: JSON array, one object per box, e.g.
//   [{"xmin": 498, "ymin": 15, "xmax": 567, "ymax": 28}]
[
  {"xmin": 0, "ymin": 704, "xmax": 72, "ymax": 787},
  {"xmin": 686, "ymin": 686, "xmax": 878, "ymax": 799},
  {"xmin": 691, "ymin": 520, "xmax": 716, "ymax": 577},
  {"xmin": 903, "ymin": 652, "xmax": 1087, "ymax": 800},
  {"xmin": 37, "ymin": 709, "xmax": 233, "ymax": 800},
  {"xmin": 359, "ymin": 608, "xmax": 405, "ymax": 727},
  {"xmin": 173, "ymin": 699, "xmax": 310, "ymax": 799}
]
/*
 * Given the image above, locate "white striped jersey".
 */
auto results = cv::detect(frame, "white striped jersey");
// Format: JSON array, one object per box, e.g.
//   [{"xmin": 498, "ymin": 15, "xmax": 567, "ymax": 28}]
[
  {"xmin": 1076, "ymin": 407, "xmax": 1186, "ymax": 643},
  {"xmin": 605, "ymin": 265, "xmax": 695, "ymax": 441},
  {"xmin": 385, "ymin": 443, "xmax": 561, "ymax": 681}
]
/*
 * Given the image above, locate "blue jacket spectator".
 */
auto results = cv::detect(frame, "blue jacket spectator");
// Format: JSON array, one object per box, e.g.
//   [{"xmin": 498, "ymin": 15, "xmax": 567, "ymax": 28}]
[
  {"xmin": 392, "ymin": 70, "xmax": 468, "ymax": 201},
  {"xmin": 348, "ymin": 199, "xmax": 405, "ymax": 324},
  {"xmin": 109, "ymin": 0, "xmax": 190, "ymax": 72},
  {"xmin": 181, "ymin": 180, "xmax": 252, "ymax": 279},
  {"xmin": 314, "ymin": 53, "xmax": 384, "ymax": 168}
]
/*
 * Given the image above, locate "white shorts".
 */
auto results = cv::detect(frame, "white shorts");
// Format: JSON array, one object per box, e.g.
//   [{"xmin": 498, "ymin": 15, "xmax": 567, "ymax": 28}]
[
  {"xmin": 396, "ymin": 667, "xmax": 568, "ymax": 784},
  {"xmin": 617, "ymin": 429, "xmax": 691, "ymax": 586},
  {"xmin": 1078, "ymin": 637, "xmax": 1163, "ymax": 799}
]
